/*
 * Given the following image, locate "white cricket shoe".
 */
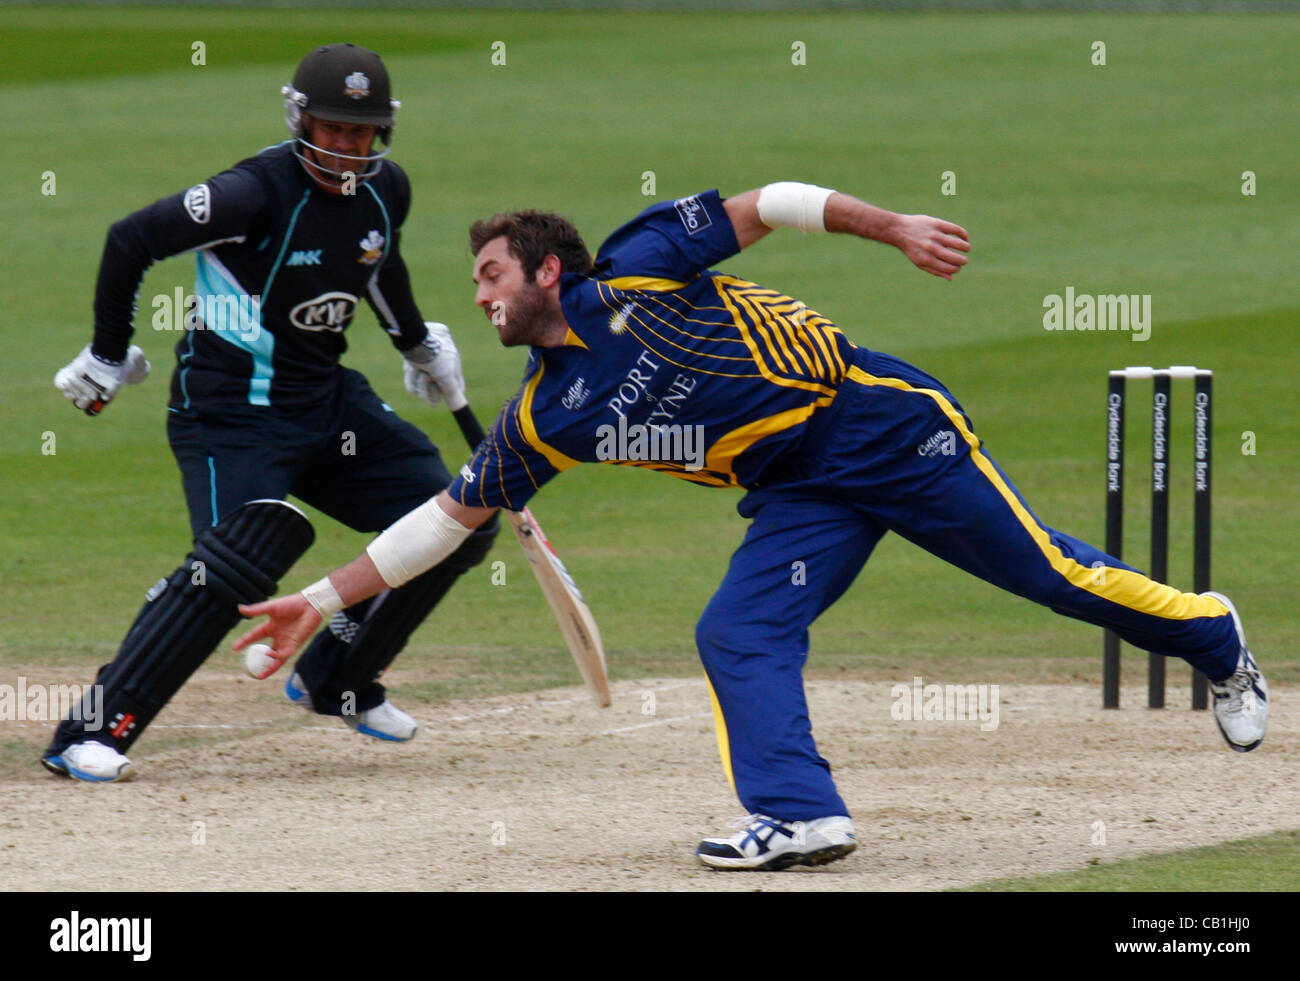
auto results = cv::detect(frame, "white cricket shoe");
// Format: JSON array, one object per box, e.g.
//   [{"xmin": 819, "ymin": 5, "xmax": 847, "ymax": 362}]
[
  {"xmin": 696, "ymin": 814, "xmax": 856, "ymax": 870},
  {"xmin": 43, "ymin": 741, "xmax": 136, "ymax": 783},
  {"xmin": 286, "ymin": 671, "xmax": 418, "ymax": 742},
  {"xmin": 343, "ymin": 701, "xmax": 419, "ymax": 742},
  {"xmin": 1204, "ymin": 591, "xmax": 1268, "ymax": 753}
]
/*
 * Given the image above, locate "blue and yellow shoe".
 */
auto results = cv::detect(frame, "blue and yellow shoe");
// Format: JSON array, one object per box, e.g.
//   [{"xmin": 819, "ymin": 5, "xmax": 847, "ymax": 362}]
[{"xmin": 696, "ymin": 814, "xmax": 856, "ymax": 870}]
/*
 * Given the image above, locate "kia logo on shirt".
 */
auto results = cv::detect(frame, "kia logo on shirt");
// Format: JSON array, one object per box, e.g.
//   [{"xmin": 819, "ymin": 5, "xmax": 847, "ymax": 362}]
[
  {"xmin": 290, "ymin": 291, "xmax": 357, "ymax": 331},
  {"xmin": 183, "ymin": 184, "xmax": 211, "ymax": 224}
]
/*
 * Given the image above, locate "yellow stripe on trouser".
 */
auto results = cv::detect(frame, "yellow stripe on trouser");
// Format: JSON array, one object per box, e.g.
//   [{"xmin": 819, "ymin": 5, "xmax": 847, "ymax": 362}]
[
  {"xmin": 702, "ymin": 366, "xmax": 1229, "ymax": 796},
  {"xmin": 705, "ymin": 675, "xmax": 737, "ymax": 794},
  {"xmin": 844, "ymin": 365, "xmax": 1228, "ymax": 621}
]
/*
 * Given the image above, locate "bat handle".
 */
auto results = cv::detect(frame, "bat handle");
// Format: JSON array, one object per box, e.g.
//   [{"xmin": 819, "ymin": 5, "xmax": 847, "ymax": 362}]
[{"xmin": 451, "ymin": 404, "xmax": 487, "ymax": 450}]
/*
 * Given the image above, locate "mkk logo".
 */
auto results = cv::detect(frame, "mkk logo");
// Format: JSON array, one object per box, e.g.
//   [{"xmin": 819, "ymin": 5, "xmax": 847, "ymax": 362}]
[
  {"xmin": 286, "ymin": 249, "xmax": 322, "ymax": 267},
  {"xmin": 291, "ymin": 291, "xmax": 357, "ymax": 331}
]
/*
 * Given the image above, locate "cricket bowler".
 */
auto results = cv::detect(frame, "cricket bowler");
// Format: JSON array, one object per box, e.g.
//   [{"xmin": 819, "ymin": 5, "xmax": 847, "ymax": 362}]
[{"xmin": 238, "ymin": 182, "xmax": 1268, "ymax": 869}]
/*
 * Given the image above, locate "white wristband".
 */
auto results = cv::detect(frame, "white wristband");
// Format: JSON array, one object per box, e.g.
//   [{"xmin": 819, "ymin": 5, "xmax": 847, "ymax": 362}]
[
  {"xmin": 756, "ymin": 182, "xmax": 836, "ymax": 233},
  {"xmin": 366, "ymin": 496, "xmax": 474, "ymax": 588},
  {"xmin": 302, "ymin": 577, "xmax": 345, "ymax": 619}
]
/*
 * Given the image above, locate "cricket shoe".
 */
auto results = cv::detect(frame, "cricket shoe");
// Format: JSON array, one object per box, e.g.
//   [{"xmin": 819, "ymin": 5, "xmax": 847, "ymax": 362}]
[
  {"xmin": 41, "ymin": 741, "xmax": 136, "ymax": 783},
  {"xmin": 343, "ymin": 701, "xmax": 419, "ymax": 742},
  {"xmin": 284, "ymin": 671, "xmax": 312, "ymax": 708},
  {"xmin": 285, "ymin": 672, "xmax": 418, "ymax": 742},
  {"xmin": 1204, "ymin": 591, "xmax": 1268, "ymax": 753},
  {"xmin": 696, "ymin": 814, "xmax": 856, "ymax": 870}
]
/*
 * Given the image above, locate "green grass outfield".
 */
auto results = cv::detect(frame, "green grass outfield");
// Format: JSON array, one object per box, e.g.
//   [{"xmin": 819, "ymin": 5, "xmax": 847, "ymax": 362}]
[
  {"xmin": 1, "ymin": 7, "xmax": 1297, "ymax": 887},
  {"xmin": 957, "ymin": 828, "xmax": 1300, "ymax": 891}
]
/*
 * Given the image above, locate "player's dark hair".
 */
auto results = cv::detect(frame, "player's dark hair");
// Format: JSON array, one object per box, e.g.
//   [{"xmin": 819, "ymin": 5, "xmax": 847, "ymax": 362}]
[{"xmin": 470, "ymin": 211, "xmax": 593, "ymax": 280}]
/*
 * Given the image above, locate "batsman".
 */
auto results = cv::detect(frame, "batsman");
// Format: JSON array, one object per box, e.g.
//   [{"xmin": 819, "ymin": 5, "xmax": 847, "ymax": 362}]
[
  {"xmin": 43, "ymin": 43, "xmax": 497, "ymax": 783},
  {"xmin": 238, "ymin": 182, "xmax": 1268, "ymax": 869}
]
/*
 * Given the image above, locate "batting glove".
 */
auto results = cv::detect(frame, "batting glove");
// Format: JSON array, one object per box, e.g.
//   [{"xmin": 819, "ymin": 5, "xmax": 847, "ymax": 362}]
[
  {"xmin": 403, "ymin": 321, "xmax": 467, "ymax": 411},
  {"xmin": 54, "ymin": 343, "xmax": 151, "ymax": 415}
]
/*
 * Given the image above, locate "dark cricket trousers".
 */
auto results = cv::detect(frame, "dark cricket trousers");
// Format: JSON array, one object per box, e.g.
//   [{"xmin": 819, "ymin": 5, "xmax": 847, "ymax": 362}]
[{"xmin": 168, "ymin": 368, "xmax": 451, "ymax": 540}]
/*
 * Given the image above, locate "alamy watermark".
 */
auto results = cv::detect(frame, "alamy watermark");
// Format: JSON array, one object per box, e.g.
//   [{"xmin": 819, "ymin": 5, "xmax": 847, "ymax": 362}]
[
  {"xmin": 594, "ymin": 415, "xmax": 705, "ymax": 471},
  {"xmin": 150, "ymin": 287, "xmax": 263, "ymax": 342},
  {"xmin": 890, "ymin": 676, "xmax": 1000, "ymax": 731},
  {"xmin": 0, "ymin": 678, "xmax": 102, "ymax": 729},
  {"xmin": 1043, "ymin": 288, "xmax": 1151, "ymax": 342},
  {"xmin": 49, "ymin": 911, "xmax": 150, "ymax": 961}
]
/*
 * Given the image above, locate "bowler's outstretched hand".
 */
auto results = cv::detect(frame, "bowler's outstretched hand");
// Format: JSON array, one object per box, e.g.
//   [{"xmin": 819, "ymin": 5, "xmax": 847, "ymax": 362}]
[
  {"xmin": 892, "ymin": 215, "xmax": 970, "ymax": 280},
  {"xmin": 235, "ymin": 595, "xmax": 322, "ymax": 674}
]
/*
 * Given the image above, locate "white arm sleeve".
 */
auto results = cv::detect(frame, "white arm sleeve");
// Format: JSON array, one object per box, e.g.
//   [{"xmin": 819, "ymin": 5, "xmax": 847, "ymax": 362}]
[
  {"xmin": 756, "ymin": 182, "xmax": 836, "ymax": 233},
  {"xmin": 366, "ymin": 496, "xmax": 474, "ymax": 588}
]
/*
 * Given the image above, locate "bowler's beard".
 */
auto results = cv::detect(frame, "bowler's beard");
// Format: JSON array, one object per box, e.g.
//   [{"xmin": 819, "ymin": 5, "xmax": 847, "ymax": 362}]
[{"xmin": 498, "ymin": 280, "xmax": 560, "ymax": 347}]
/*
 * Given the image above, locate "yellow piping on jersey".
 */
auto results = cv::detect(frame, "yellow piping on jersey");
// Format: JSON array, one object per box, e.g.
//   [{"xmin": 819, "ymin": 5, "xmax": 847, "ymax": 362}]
[
  {"xmin": 705, "ymin": 395, "xmax": 836, "ymax": 478},
  {"xmin": 713, "ymin": 275, "xmax": 842, "ymax": 397},
  {"xmin": 602, "ymin": 457, "xmax": 736, "ymax": 488},
  {"xmin": 562, "ymin": 328, "xmax": 588, "ymax": 349},
  {"xmin": 595, "ymin": 283, "xmax": 754, "ymax": 364},
  {"xmin": 845, "ymin": 366, "xmax": 1229, "ymax": 622},
  {"xmin": 602, "ymin": 276, "xmax": 688, "ymax": 291},
  {"xmin": 518, "ymin": 363, "xmax": 582, "ymax": 473}
]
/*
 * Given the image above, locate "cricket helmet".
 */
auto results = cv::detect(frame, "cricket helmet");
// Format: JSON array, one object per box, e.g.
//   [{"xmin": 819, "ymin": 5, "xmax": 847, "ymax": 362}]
[{"xmin": 282, "ymin": 43, "xmax": 400, "ymax": 184}]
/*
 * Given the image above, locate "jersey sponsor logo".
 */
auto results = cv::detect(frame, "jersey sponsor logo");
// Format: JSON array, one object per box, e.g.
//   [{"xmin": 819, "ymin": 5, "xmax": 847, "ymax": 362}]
[
  {"xmin": 606, "ymin": 351, "xmax": 662, "ymax": 419},
  {"xmin": 458, "ymin": 464, "xmax": 477, "ymax": 484},
  {"xmin": 917, "ymin": 429, "xmax": 958, "ymax": 458},
  {"xmin": 561, "ymin": 377, "xmax": 592, "ymax": 410},
  {"xmin": 285, "ymin": 249, "xmax": 323, "ymax": 266},
  {"xmin": 290, "ymin": 291, "xmax": 357, "ymax": 331},
  {"xmin": 645, "ymin": 371, "xmax": 697, "ymax": 429},
  {"xmin": 357, "ymin": 230, "xmax": 385, "ymax": 265},
  {"xmin": 344, "ymin": 71, "xmax": 371, "ymax": 99},
  {"xmin": 674, "ymin": 195, "xmax": 712, "ymax": 235},
  {"xmin": 183, "ymin": 184, "xmax": 211, "ymax": 224},
  {"xmin": 608, "ymin": 302, "xmax": 636, "ymax": 335}
]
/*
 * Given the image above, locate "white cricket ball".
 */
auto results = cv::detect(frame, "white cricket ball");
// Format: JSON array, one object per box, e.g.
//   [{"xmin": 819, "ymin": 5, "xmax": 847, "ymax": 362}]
[{"xmin": 243, "ymin": 643, "xmax": 280, "ymax": 680}]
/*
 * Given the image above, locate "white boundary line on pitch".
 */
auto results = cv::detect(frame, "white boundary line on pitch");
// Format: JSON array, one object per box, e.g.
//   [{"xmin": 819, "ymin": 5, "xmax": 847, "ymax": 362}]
[
  {"xmin": 600, "ymin": 712, "xmax": 713, "ymax": 735},
  {"xmin": 430, "ymin": 679, "xmax": 704, "ymax": 724}
]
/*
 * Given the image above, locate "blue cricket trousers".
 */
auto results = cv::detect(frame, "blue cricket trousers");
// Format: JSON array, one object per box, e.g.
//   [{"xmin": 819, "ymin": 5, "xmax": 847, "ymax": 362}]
[{"xmin": 695, "ymin": 350, "xmax": 1239, "ymax": 821}]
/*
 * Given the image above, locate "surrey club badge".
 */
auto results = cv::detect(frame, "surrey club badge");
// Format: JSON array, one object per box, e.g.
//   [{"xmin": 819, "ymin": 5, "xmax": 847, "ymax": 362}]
[
  {"xmin": 358, "ymin": 230, "xmax": 385, "ymax": 265},
  {"xmin": 344, "ymin": 72, "xmax": 371, "ymax": 100}
]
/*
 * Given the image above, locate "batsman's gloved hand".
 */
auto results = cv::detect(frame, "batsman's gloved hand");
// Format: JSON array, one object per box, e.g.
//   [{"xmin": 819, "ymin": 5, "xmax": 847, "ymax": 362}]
[
  {"xmin": 403, "ymin": 321, "xmax": 467, "ymax": 411},
  {"xmin": 54, "ymin": 343, "xmax": 151, "ymax": 416}
]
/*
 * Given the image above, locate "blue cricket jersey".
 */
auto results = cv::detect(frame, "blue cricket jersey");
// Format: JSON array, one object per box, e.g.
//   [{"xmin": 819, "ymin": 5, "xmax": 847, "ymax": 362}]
[{"xmin": 448, "ymin": 190, "xmax": 860, "ymax": 509}]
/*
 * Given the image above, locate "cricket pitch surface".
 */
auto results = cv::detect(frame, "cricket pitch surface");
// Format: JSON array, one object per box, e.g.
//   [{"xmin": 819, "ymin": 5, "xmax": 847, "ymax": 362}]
[{"xmin": 3, "ymin": 670, "xmax": 1294, "ymax": 891}]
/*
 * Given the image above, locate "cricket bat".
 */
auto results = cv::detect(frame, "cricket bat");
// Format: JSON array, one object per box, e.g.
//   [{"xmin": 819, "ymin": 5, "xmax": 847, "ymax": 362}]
[{"xmin": 451, "ymin": 404, "xmax": 612, "ymax": 707}]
